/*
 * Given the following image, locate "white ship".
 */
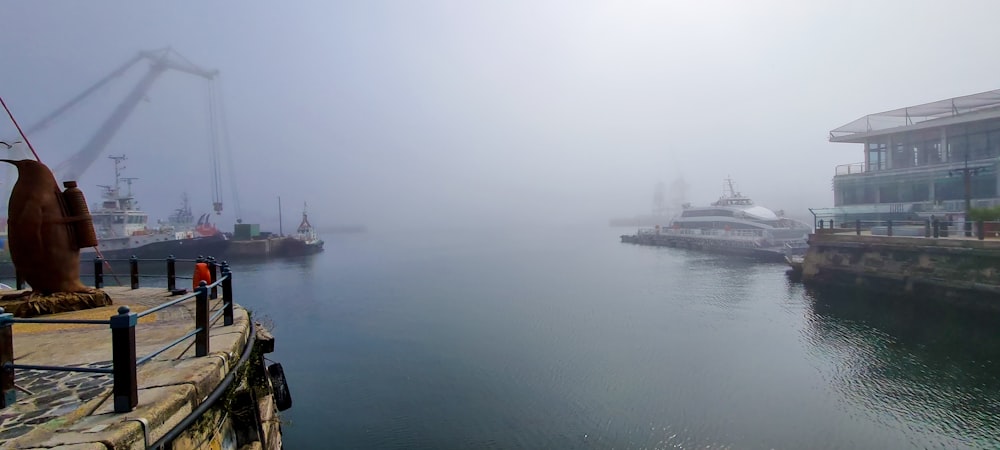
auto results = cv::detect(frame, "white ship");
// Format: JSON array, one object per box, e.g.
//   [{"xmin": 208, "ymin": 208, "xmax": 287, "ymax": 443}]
[
  {"xmin": 621, "ymin": 179, "xmax": 811, "ymax": 261},
  {"xmin": 79, "ymin": 156, "xmax": 228, "ymax": 260}
]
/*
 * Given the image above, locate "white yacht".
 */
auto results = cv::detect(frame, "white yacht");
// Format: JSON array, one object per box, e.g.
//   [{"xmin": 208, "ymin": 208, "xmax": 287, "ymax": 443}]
[{"xmin": 621, "ymin": 179, "xmax": 811, "ymax": 261}]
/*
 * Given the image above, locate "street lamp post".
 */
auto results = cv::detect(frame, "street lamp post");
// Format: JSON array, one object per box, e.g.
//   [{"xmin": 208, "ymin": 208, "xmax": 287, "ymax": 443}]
[{"xmin": 949, "ymin": 149, "xmax": 984, "ymax": 237}]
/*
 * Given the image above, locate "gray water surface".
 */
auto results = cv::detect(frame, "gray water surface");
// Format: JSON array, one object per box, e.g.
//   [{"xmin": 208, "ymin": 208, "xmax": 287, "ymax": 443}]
[{"xmin": 230, "ymin": 225, "xmax": 1000, "ymax": 449}]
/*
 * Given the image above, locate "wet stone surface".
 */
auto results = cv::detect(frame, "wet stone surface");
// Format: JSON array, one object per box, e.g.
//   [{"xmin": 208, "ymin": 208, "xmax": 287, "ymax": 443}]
[
  {"xmin": 0, "ymin": 286, "xmax": 252, "ymax": 448},
  {"xmin": 0, "ymin": 363, "xmax": 114, "ymax": 442}
]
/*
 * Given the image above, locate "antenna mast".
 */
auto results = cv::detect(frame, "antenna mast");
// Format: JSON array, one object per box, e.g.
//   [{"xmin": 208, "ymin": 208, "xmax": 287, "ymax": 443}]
[{"xmin": 108, "ymin": 155, "xmax": 127, "ymax": 195}]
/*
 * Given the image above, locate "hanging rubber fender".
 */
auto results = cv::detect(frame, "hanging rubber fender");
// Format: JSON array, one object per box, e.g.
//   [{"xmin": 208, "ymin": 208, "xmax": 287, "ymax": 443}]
[{"xmin": 268, "ymin": 363, "xmax": 293, "ymax": 411}]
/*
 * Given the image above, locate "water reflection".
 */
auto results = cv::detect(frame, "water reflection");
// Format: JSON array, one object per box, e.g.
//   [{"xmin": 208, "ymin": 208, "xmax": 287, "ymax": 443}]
[{"xmin": 803, "ymin": 285, "xmax": 1000, "ymax": 447}]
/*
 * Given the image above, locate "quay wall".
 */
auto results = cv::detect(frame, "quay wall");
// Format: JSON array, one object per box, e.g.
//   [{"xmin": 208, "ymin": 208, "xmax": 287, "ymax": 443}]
[
  {"xmin": 800, "ymin": 232, "xmax": 1000, "ymax": 310},
  {"xmin": 169, "ymin": 325, "xmax": 284, "ymax": 450},
  {"xmin": 228, "ymin": 239, "xmax": 275, "ymax": 258},
  {"xmin": 1, "ymin": 289, "xmax": 286, "ymax": 450},
  {"xmin": 227, "ymin": 238, "xmax": 295, "ymax": 258}
]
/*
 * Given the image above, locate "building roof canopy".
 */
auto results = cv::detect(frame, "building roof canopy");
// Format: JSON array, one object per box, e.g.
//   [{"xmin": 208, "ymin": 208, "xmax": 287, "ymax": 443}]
[{"xmin": 830, "ymin": 89, "xmax": 1000, "ymax": 140}]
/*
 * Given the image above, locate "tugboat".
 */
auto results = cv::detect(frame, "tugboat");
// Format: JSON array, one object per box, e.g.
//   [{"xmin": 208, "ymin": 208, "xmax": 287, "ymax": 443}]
[
  {"xmin": 281, "ymin": 203, "xmax": 324, "ymax": 256},
  {"xmin": 80, "ymin": 156, "xmax": 229, "ymax": 260},
  {"xmin": 621, "ymin": 178, "xmax": 811, "ymax": 262},
  {"xmin": 226, "ymin": 202, "xmax": 324, "ymax": 258}
]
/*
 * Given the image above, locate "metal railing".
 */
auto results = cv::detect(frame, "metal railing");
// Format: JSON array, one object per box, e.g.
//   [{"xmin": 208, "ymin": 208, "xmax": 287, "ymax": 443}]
[
  {"xmin": 12, "ymin": 255, "xmax": 225, "ymax": 296},
  {"xmin": 0, "ymin": 256, "xmax": 237, "ymax": 413},
  {"xmin": 814, "ymin": 218, "xmax": 1000, "ymax": 240},
  {"xmin": 835, "ymin": 162, "xmax": 867, "ymax": 175}
]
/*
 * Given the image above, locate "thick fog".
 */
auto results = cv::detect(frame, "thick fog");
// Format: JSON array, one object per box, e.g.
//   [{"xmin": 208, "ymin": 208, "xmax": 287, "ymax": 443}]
[{"xmin": 2, "ymin": 1, "xmax": 999, "ymax": 232}]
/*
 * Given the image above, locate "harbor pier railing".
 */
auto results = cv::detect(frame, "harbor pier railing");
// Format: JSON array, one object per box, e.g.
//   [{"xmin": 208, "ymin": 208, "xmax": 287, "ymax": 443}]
[
  {"xmin": 0, "ymin": 255, "xmax": 236, "ymax": 413},
  {"xmin": 812, "ymin": 218, "xmax": 1000, "ymax": 240}
]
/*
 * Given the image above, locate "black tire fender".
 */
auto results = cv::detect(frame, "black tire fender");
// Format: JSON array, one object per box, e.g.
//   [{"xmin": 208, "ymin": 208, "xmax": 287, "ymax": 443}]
[{"xmin": 267, "ymin": 363, "xmax": 293, "ymax": 411}]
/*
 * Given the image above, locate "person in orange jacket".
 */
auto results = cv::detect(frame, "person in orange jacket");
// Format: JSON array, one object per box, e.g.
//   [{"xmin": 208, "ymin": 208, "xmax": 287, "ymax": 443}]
[{"xmin": 193, "ymin": 259, "xmax": 212, "ymax": 291}]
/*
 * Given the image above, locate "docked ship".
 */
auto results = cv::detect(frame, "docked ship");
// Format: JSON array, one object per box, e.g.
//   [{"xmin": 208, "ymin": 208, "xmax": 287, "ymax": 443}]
[
  {"xmin": 79, "ymin": 157, "xmax": 229, "ymax": 260},
  {"xmin": 621, "ymin": 179, "xmax": 811, "ymax": 262},
  {"xmin": 225, "ymin": 203, "xmax": 324, "ymax": 258},
  {"xmin": 285, "ymin": 204, "xmax": 324, "ymax": 255}
]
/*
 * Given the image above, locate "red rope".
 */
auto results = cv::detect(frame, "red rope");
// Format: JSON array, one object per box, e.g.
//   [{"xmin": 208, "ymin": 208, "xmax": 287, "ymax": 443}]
[
  {"xmin": 93, "ymin": 247, "xmax": 122, "ymax": 286},
  {"xmin": 0, "ymin": 96, "xmax": 41, "ymax": 162},
  {"xmin": 1, "ymin": 96, "xmax": 120, "ymax": 285}
]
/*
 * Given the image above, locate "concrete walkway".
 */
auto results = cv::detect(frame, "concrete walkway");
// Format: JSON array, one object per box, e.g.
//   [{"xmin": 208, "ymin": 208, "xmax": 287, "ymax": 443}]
[{"xmin": 0, "ymin": 286, "xmax": 251, "ymax": 449}]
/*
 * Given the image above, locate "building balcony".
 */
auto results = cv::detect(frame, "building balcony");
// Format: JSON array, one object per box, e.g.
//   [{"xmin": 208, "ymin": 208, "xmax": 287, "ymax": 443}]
[{"xmin": 834, "ymin": 158, "xmax": 999, "ymax": 180}]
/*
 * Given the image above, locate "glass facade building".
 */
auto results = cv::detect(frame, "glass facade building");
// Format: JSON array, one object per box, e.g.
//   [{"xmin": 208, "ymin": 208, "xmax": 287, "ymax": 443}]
[{"xmin": 825, "ymin": 90, "xmax": 1000, "ymax": 221}]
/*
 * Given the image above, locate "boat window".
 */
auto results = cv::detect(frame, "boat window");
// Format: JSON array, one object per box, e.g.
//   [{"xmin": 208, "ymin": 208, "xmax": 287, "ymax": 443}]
[{"xmin": 680, "ymin": 209, "xmax": 734, "ymax": 218}]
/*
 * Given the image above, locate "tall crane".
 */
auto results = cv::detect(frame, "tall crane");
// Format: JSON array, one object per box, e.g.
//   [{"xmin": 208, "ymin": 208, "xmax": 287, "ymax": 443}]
[
  {"xmin": 34, "ymin": 48, "xmax": 218, "ymax": 182},
  {"xmin": 4, "ymin": 48, "xmax": 239, "ymax": 218}
]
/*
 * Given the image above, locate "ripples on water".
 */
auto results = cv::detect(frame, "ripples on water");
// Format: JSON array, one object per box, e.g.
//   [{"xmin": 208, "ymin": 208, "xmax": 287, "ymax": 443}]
[
  {"xmin": 803, "ymin": 286, "xmax": 1000, "ymax": 448},
  {"xmin": 229, "ymin": 226, "xmax": 1000, "ymax": 449}
]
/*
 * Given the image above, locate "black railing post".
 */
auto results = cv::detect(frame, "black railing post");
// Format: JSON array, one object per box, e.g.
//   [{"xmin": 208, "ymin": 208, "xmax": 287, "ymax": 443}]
[
  {"xmin": 208, "ymin": 257, "xmax": 218, "ymax": 300},
  {"xmin": 195, "ymin": 281, "xmax": 209, "ymax": 357},
  {"xmin": 166, "ymin": 255, "xmax": 176, "ymax": 292},
  {"xmin": 221, "ymin": 263, "xmax": 233, "ymax": 326},
  {"xmin": 110, "ymin": 305, "xmax": 138, "ymax": 413},
  {"xmin": 933, "ymin": 219, "xmax": 940, "ymax": 238},
  {"xmin": 978, "ymin": 220, "xmax": 985, "ymax": 240},
  {"xmin": 925, "ymin": 219, "xmax": 931, "ymax": 238},
  {"xmin": 887, "ymin": 220, "xmax": 893, "ymax": 237},
  {"xmin": 0, "ymin": 308, "xmax": 15, "ymax": 408},
  {"xmin": 93, "ymin": 256, "xmax": 104, "ymax": 289},
  {"xmin": 855, "ymin": 219, "xmax": 861, "ymax": 236},
  {"xmin": 129, "ymin": 255, "xmax": 139, "ymax": 290}
]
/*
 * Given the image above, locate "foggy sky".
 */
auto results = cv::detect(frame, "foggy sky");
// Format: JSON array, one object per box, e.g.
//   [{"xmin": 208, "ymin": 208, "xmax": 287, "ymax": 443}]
[{"xmin": 2, "ymin": 1, "xmax": 1000, "ymax": 231}]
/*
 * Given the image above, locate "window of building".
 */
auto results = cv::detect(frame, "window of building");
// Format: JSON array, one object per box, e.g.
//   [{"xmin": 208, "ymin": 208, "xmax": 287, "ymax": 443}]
[
  {"xmin": 840, "ymin": 183, "xmax": 878, "ymax": 205},
  {"xmin": 990, "ymin": 129, "xmax": 1000, "ymax": 157},
  {"xmin": 969, "ymin": 132, "xmax": 989, "ymax": 160},
  {"xmin": 897, "ymin": 182, "xmax": 930, "ymax": 203},
  {"xmin": 892, "ymin": 142, "xmax": 909, "ymax": 169},
  {"xmin": 879, "ymin": 183, "xmax": 899, "ymax": 203},
  {"xmin": 972, "ymin": 174, "xmax": 997, "ymax": 198},
  {"xmin": 935, "ymin": 177, "xmax": 964, "ymax": 201},
  {"xmin": 867, "ymin": 142, "xmax": 887, "ymax": 171},
  {"xmin": 948, "ymin": 135, "xmax": 967, "ymax": 163}
]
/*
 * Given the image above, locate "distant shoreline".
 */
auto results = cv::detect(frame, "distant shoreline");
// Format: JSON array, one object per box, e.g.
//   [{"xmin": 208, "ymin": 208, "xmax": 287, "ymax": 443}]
[
  {"xmin": 608, "ymin": 215, "xmax": 671, "ymax": 227},
  {"xmin": 316, "ymin": 225, "xmax": 368, "ymax": 234}
]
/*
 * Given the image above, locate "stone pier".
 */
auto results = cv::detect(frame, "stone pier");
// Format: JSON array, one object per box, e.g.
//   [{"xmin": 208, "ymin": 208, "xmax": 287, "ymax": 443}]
[
  {"xmin": 0, "ymin": 286, "xmax": 282, "ymax": 449},
  {"xmin": 800, "ymin": 231, "xmax": 1000, "ymax": 310}
]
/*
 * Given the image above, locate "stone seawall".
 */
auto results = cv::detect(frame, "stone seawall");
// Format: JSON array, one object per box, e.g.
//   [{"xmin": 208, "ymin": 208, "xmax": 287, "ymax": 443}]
[
  {"xmin": 800, "ymin": 232, "xmax": 1000, "ymax": 310},
  {"xmin": 0, "ymin": 287, "xmax": 286, "ymax": 449}
]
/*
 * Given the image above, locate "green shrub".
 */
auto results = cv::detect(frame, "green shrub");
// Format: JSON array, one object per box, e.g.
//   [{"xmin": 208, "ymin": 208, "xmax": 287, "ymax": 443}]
[{"xmin": 968, "ymin": 206, "xmax": 1000, "ymax": 221}]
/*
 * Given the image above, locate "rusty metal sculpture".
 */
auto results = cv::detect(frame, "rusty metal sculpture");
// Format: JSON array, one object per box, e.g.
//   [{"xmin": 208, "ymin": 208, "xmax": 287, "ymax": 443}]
[{"xmin": 1, "ymin": 159, "xmax": 107, "ymax": 308}]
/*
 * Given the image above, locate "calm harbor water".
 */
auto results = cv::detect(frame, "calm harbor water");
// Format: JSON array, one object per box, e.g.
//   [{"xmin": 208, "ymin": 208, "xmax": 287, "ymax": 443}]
[{"xmin": 227, "ymin": 225, "xmax": 1000, "ymax": 449}]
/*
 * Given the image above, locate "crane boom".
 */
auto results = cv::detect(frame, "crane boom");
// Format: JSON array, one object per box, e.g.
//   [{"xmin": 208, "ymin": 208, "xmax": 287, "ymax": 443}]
[
  {"xmin": 53, "ymin": 64, "xmax": 166, "ymax": 182},
  {"xmin": 50, "ymin": 48, "xmax": 218, "ymax": 182},
  {"xmin": 23, "ymin": 53, "xmax": 146, "ymax": 136},
  {"xmin": 2, "ymin": 48, "xmax": 231, "ymax": 225}
]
